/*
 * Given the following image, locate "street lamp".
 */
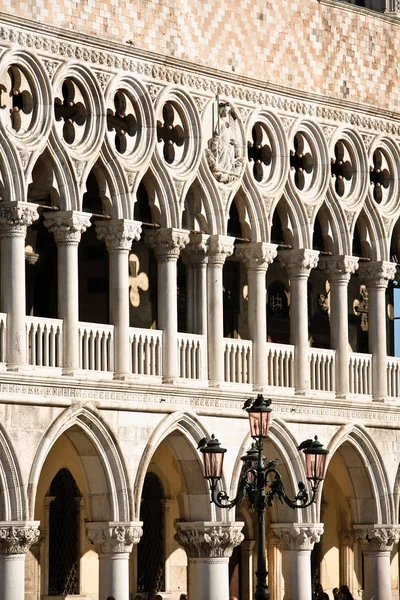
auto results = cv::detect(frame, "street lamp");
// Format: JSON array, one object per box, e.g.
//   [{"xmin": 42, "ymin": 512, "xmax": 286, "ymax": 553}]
[{"xmin": 200, "ymin": 395, "xmax": 328, "ymax": 600}]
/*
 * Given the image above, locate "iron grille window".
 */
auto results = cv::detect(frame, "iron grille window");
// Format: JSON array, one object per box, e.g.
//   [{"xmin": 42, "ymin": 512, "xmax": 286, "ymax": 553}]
[
  {"xmin": 48, "ymin": 468, "xmax": 80, "ymax": 596},
  {"xmin": 137, "ymin": 472, "xmax": 165, "ymax": 593}
]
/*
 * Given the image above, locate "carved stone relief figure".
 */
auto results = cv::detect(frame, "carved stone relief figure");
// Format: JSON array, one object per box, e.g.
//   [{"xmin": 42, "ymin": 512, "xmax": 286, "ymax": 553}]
[{"xmin": 205, "ymin": 101, "xmax": 244, "ymax": 184}]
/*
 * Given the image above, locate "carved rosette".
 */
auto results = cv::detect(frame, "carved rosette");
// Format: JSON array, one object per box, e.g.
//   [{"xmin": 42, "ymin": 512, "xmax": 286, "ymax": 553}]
[
  {"xmin": 319, "ymin": 255, "xmax": 359, "ymax": 283},
  {"xmin": 86, "ymin": 521, "xmax": 143, "ymax": 554},
  {"xmin": 354, "ymin": 525, "xmax": 400, "ymax": 552},
  {"xmin": 175, "ymin": 522, "xmax": 244, "ymax": 559},
  {"xmin": 207, "ymin": 234, "xmax": 235, "ymax": 266},
  {"xmin": 43, "ymin": 210, "xmax": 92, "ymax": 244},
  {"xmin": 95, "ymin": 219, "xmax": 142, "ymax": 252},
  {"xmin": 0, "ymin": 202, "xmax": 39, "ymax": 237},
  {"xmin": 358, "ymin": 261, "xmax": 397, "ymax": 289},
  {"xmin": 279, "ymin": 249, "xmax": 319, "ymax": 278},
  {"xmin": 235, "ymin": 242, "xmax": 278, "ymax": 271},
  {"xmin": 181, "ymin": 233, "xmax": 210, "ymax": 267},
  {"xmin": 271, "ymin": 523, "xmax": 324, "ymax": 552},
  {"xmin": 0, "ymin": 522, "xmax": 40, "ymax": 555},
  {"xmin": 144, "ymin": 228, "xmax": 190, "ymax": 262}
]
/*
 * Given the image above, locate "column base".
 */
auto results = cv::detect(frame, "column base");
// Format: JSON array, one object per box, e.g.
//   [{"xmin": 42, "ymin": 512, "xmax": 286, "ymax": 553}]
[
  {"xmin": 162, "ymin": 376, "xmax": 183, "ymax": 385},
  {"xmin": 372, "ymin": 395, "xmax": 392, "ymax": 403},
  {"xmin": 294, "ymin": 387, "xmax": 309, "ymax": 396},
  {"xmin": 6, "ymin": 364, "xmax": 33, "ymax": 373}
]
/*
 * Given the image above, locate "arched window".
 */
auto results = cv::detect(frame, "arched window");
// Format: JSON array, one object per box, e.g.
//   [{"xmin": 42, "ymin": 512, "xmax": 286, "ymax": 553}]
[
  {"xmin": 48, "ymin": 468, "xmax": 81, "ymax": 595},
  {"xmin": 137, "ymin": 472, "xmax": 165, "ymax": 594}
]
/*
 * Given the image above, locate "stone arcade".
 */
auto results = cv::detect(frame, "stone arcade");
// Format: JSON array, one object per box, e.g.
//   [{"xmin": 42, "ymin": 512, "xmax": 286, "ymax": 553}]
[{"xmin": 1, "ymin": 1, "xmax": 400, "ymax": 599}]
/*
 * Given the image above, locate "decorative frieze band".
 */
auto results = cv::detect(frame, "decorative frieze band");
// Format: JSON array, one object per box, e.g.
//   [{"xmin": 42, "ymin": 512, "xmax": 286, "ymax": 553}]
[
  {"xmin": 0, "ymin": 522, "xmax": 40, "ymax": 555},
  {"xmin": 175, "ymin": 521, "xmax": 244, "ymax": 558},
  {"xmin": 86, "ymin": 521, "xmax": 143, "ymax": 554}
]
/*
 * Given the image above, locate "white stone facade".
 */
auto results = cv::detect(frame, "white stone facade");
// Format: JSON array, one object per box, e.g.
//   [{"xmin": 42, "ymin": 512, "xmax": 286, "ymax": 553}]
[{"xmin": 0, "ymin": 2, "xmax": 400, "ymax": 600}]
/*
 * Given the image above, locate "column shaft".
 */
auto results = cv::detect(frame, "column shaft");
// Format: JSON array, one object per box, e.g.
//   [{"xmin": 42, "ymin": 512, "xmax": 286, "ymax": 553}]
[
  {"xmin": 207, "ymin": 236, "xmax": 235, "ymax": 386},
  {"xmin": 0, "ymin": 553, "xmax": 25, "ymax": 600},
  {"xmin": 188, "ymin": 557, "xmax": 230, "ymax": 600},
  {"xmin": 355, "ymin": 525, "xmax": 399, "ymax": 600},
  {"xmin": 0, "ymin": 202, "xmax": 39, "ymax": 369},
  {"xmin": 96, "ymin": 220, "xmax": 142, "ymax": 378},
  {"xmin": 44, "ymin": 211, "xmax": 91, "ymax": 374},
  {"xmin": 359, "ymin": 262, "xmax": 396, "ymax": 401},
  {"xmin": 99, "ymin": 552, "xmax": 130, "ymax": 600}
]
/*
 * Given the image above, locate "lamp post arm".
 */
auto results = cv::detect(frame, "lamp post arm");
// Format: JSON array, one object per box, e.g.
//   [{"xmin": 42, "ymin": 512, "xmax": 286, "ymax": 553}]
[
  {"xmin": 207, "ymin": 471, "xmax": 248, "ymax": 509},
  {"xmin": 265, "ymin": 468, "xmax": 319, "ymax": 509}
]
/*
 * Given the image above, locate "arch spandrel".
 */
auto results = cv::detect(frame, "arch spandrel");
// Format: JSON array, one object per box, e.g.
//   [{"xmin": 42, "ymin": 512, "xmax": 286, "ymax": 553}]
[
  {"xmin": 133, "ymin": 410, "xmax": 216, "ymax": 523},
  {"xmin": 28, "ymin": 406, "xmax": 132, "ymax": 523}
]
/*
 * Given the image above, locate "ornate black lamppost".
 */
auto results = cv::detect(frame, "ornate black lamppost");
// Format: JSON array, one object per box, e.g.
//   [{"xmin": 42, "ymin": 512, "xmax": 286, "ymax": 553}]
[{"xmin": 200, "ymin": 395, "xmax": 328, "ymax": 600}]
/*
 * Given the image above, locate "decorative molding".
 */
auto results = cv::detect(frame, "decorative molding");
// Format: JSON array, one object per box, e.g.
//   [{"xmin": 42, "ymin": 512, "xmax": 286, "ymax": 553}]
[
  {"xmin": 96, "ymin": 219, "xmax": 142, "ymax": 251},
  {"xmin": 86, "ymin": 521, "xmax": 143, "ymax": 554},
  {"xmin": 175, "ymin": 521, "xmax": 244, "ymax": 558},
  {"xmin": 0, "ymin": 522, "xmax": 40, "ymax": 555}
]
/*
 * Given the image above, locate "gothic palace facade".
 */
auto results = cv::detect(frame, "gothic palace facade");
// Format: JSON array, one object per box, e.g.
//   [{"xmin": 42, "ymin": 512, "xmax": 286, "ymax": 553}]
[{"xmin": 1, "ymin": 1, "xmax": 400, "ymax": 599}]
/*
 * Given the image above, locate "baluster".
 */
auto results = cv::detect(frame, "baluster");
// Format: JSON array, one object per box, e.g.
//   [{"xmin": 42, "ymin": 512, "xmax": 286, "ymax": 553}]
[
  {"xmin": 273, "ymin": 350, "xmax": 278, "ymax": 386},
  {"xmin": 145, "ymin": 336, "xmax": 150, "ymax": 375},
  {"xmin": 43, "ymin": 325, "xmax": 49, "ymax": 367}
]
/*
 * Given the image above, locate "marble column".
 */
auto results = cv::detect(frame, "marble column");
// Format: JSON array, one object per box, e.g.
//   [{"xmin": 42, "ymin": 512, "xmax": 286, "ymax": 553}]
[
  {"xmin": 207, "ymin": 235, "xmax": 235, "ymax": 386},
  {"xmin": 279, "ymin": 249, "xmax": 319, "ymax": 394},
  {"xmin": 355, "ymin": 525, "xmax": 399, "ymax": 600},
  {"xmin": 0, "ymin": 202, "xmax": 39, "ymax": 370},
  {"xmin": 358, "ymin": 261, "xmax": 396, "ymax": 401},
  {"xmin": 271, "ymin": 523, "xmax": 323, "ymax": 600},
  {"xmin": 96, "ymin": 219, "xmax": 142, "ymax": 379},
  {"xmin": 319, "ymin": 256, "xmax": 358, "ymax": 398},
  {"xmin": 0, "ymin": 521, "xmax": 40, "ymax": 600},
  {"xmin": 86, "ymin": 521, "xmax": 143, "ymax": 600},
  {"xmin": 44, "ymin": 211, "xmax": 91, "ymax": 375},
  {"xmin": 339, "ymin": 530, "xmax": 355, "ymax": 592},
  {"xmin": 182, "ymin": 233, "xmax": 210, "ymax": 336},
  {"xmin": 175, "ymin": 521, "xmax": 244, "ymax": 600},
  {"xmin": 145, "ymin": 228, "xmax": 190, "ymax": 383},
  {"xmin": 236, "ymin": 242, "xmax": 277, "ymax": 389}
]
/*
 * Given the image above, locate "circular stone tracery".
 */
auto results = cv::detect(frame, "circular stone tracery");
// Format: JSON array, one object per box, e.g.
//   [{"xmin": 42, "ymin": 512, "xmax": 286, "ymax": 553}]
[
  {"xmin": 107, "ymin": 89, "xmax": 138, "ymax": 155},
  {"xmin": 157, "ymin": 101, "xmax": 185, "ymax": 165},
  {"xmin": 54, "ymin": 78, "xmax": 88, "ymax": 146}
]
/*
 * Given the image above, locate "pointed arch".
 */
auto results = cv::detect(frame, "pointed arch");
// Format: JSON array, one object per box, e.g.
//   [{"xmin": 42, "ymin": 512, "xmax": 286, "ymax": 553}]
[
  {"xmin": 28, "ymin": 406, "xmax": 131, "ymax": 523},
  {"xmin": 326, "ymin": 424, "xmax": 393, "ymax": 524},
  {"xmin": 271, "ymin": 194, "xmax": 310, "ymax": 249},
  {"xmin": 314, "ymin": 198, "xmax": 352, "ymax": 256},
  {"xmin": 0, "ymin": 425, "xmax": 25, "ymax": 521},
  {"xmin": 133, "ymin": 410, "xmax": 215, "ymax": 522},
  {"xmin": 92, "ymin": 149, "xmax": 131, "ymax": 219},
  {"xmin": 352, "ymin": 204, "xmax": 388, "ymax": 261},
  {"xmin": 45, "ymin": 134, "xmax": 80, "ymax": 211},
  {"xmin": 182, "ymin": 177, "xmax": 218, "ymax": 234},
  {"xmin": 0, "ymin": 131, "xmax": 25, "ymax": 203}
]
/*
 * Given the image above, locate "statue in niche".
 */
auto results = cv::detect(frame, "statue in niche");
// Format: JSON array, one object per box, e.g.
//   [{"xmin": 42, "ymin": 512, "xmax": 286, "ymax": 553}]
[
  {"xmin": 353, "ymin": 285, "xmax": 369, "ymax": 331},
  {"xmin": 206, "ymin": 101, "xmax": 244, "ymax": 184}
]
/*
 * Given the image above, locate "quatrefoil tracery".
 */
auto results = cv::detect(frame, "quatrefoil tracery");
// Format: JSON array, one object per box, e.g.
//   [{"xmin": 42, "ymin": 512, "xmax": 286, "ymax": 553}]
[
  {"xmin": 54, "ymin": 79, "xmax": 87, "ymax": 145},
  {"xmin": 107, "ymin": 90, "xmax": 138, "ymax": 155},
  {"xmin": 370, "ymin": 148, "xmax": 391, "ymax": 204},
  {"xmin": 0, "ymin": 66, "xmax": 34, "ymax": 133},
  {"xmin": 157, "ymin": 102, "xmax": 185, "ymax": 165},
  {"xmin": 247, "ymin": 123, "xmax": 272, "ymax": 183},
  {"xmin": 290, "ymin": 133, "xmax": 314, "ymax": 191},
  {"xmin": 331, "ymin": 141, "xmax": 353, "ymax": 197}
]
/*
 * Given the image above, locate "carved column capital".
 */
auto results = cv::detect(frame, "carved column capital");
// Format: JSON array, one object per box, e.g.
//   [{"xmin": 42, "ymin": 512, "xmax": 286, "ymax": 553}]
[
  {"xmin": 181, "ymin": 233, "xmax": 210, "ymax": 266},
  {"xmin": 0, "ymin": 202, "xmax": 39, "ymax": 237},
  {"xmin": 340, "ymin": 530, "xmax": 355, "ymax": 548},
  {"xmin": 319, "ymin": 255, "xmax": 359, "ymax": 282},
  {"xmin": 95, "ymin": 219, "xmax": 142, "ymax": 252},
  {"xmin": 175, "ymin": 521, "xmax": 244, "ymax": 558},
  {"xmin": 354, "ymin": 524, "xmax": 400, "ymax": 552},
  {"xmin": 207, "ymin": 234, "xmax": 235, "ymax": 265},
  {"xmin": 358, "ymin": 261, "xmax": 397, "ymax": 289},
  {"xmin": 235, "ymin": 242, "xmax": 277, "ymax": 271},
  {"xmin": 43, "ymin": 210, "xmax": 92, "ymax": 245},
  {"xmin": 270, "ymin": 523, "xmax": 324, "ymax": 551},
  {"xmin": 144, "ymin": 227, "xmax": 190, "ymax": 262},
  {"xmin": 278, "ymin": 249, "xmax": 319, "ymax": 278},
  {"xmin": 0, "ymin": 521, "xmax": 40, "ymax": 555},
  {"xmin": 86, "ymin": 521, "xmax": 143, "ymax": 554}
]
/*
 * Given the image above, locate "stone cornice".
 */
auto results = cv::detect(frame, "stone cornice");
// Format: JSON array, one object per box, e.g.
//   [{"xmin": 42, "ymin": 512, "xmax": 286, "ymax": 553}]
[
  {"xmin": 1, "ymin": 15, "xmax": 400, "ymax": 131},
  {"xmin": 1, "ymin": 376, "xmax": 400, "ymax": 427}
]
